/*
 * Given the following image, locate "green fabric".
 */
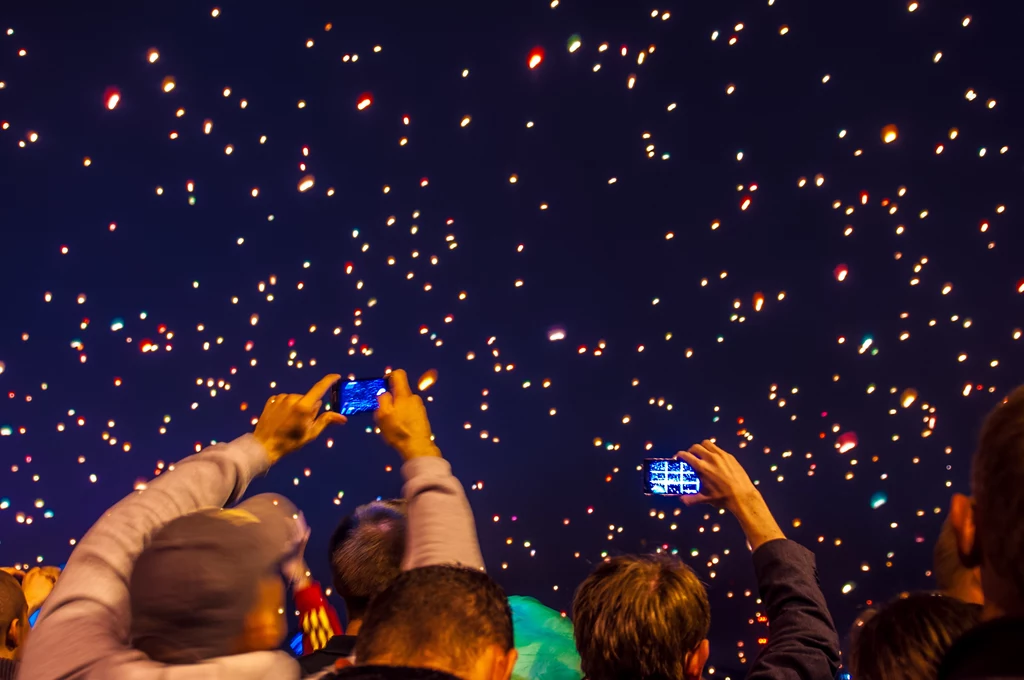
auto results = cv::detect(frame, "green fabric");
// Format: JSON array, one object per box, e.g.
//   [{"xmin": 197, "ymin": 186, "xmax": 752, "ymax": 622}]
[{"xmin": 509, "ymin": 596, "xmax": 584, "ymax": 680}]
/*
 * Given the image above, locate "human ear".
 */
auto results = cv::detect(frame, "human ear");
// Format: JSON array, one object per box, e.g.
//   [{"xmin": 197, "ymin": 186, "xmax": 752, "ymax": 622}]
[{"xmin": 949, "ymin": 493, "xmax": 981, "ymax": 567}]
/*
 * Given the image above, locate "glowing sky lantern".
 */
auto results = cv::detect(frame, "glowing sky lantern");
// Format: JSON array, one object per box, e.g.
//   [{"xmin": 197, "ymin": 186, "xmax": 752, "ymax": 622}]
[
  {"xmin": 881, "ymin": 123, "xmax": 899, "ymax": 143},
  {"xmin": 161, "ymin": 76, "xmax": 176, "ymax": 93},
  {"xmin": 567, "ymin": 34, "xmax": 582, "ymax": 53},
  {"xmin": 417, "ymin": 369, "xmax": 438, "ymax": 391},
  {"xmin": 834, "ymin": 264, "xmax": 848, "ymax": 282},
  {"xmin": 870, "ymin": 492, "xmax": 888, "ymax": 509},
  {"xmin": 753, "ymin": 292, "xmax": 765, "ymax": 311},
  {"xmin": 836, "ymin": 431, "xmax": 858, "ymax": 454},
  {"xmin": 528, "ymin": 46, "xmax": 545, "ymax": 69},
  {"xmin": 548, "ymin": 328, "xmax": 566, "ymax": 341},
  {"xmin": 900, "ymin": 387, "xmax": 918, "ymax": 408},
  {"xmin": 103, "ymin": 87, "xmax": 121, "ymax": 110},
  {"xmin": 356, "ymin": 92, "xmax": 373, "ymax": 110},
  {"xmin": 1017, "ymin": 277, "xmax": 1024, "ymax": 294},
  {"xmin": 297, "ymin": 175, "xmax": 315, "ymax": 192},
  {"xmin": 139, "ymin": 338, "xmax": 155, "ymax": 353}
]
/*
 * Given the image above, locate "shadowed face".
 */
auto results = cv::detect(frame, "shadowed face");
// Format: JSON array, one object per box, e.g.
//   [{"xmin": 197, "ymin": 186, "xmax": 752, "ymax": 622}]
[{"xmin": 240, "ymin": 575, "xmax": 287, "ymax": 654}]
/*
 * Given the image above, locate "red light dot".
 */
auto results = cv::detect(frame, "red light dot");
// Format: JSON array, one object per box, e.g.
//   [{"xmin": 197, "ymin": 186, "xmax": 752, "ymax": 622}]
[{"xmin": 528, "ymin": 47, "xmax": 545, "ymax": 69}]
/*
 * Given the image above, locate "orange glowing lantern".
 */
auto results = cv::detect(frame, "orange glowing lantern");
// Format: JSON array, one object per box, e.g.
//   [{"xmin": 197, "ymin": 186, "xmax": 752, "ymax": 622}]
[
  {"xmin": 881, "ymin": 124, "xmax": 899, "ymax": 144},
  {"xmin": 417, "ymin": 369, "xmax": 438, "ymax": 392},
  {"xmin": 834, "ymin": 264, "xmax": 848, "ymax": 282},
  {"xmin": 753, "ymin": 292, "xmax": 765, "ymax": 311},
  {"xmin": 900, "ymin": 388, "xmax": 918, "ymax": 408}
]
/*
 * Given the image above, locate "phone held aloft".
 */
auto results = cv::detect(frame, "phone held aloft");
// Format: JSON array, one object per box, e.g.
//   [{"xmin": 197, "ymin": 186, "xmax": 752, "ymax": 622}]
[
  {"xmin": 329, "ymin": 378, "xmax": 388, "ymax": 416},
  {"xmin": 642, "ymin": 458, "xmax": 701, "ymax": 496}
]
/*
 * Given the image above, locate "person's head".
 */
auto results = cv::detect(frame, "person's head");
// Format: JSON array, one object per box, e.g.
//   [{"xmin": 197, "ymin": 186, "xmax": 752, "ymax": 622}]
[
  {"xmin": 849, "ymin": 592, "xmax": 981, "ymax": 680},
  {"xmin": 329, "ymin": 499, "xmax": 407, "ymax": 624},
  {"xmin": 572, "ymin": 554, "xmax": 711, "ymax": 680},
  {"xmin": 354, "ymin": 565, "xmax": 517, "ymax": 680},
  {"xmin": 0, "ymin": 572, "xmax": 28, "ymax": 660},
  {"xmin": 949, "ymin": 385, "xmax": 1024, "ymax": 618},
  {"xmin": 129, "ymin": 494, "xmax": 304, "ymax": 663},
  {"xmin": 933, "ymin": 515, "xmax": 983, "ymax": 605}
]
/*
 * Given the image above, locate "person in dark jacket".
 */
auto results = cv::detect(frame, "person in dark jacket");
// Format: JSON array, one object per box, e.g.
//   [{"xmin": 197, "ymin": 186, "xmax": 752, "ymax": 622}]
[
  {"xmin": 331, "ymin": 565, "xmax": 517, "ymax": 680},
  {"xmin": 940, "ymin": 385, "xmax": 1024, "ymax": 679},
  {"xmin": 572, "ymin": 439, "xmax": 841, "ymax": 680},
  {"xmin": 850, "ymin": 592, "xmax": 981, "ymax": 680}
]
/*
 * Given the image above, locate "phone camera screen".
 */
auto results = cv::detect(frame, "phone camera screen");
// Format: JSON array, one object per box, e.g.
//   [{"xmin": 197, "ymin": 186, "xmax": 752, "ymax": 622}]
[
  {"xmin": 339, "ymin": 379, "xmax": 388, "ymax": 416},
  {"xmin": 644, "ymin": 458, "xmax": 701, "ymax": 496}
]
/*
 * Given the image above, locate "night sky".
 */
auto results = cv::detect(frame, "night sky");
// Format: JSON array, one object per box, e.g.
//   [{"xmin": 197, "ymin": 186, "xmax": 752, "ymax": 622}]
[{"xmin": 1, "ymin": 0, "xmax": 1022, "ymax": 674}]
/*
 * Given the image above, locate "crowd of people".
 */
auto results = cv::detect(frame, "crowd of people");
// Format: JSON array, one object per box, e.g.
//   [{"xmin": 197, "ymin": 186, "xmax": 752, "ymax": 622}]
[{"xmin": 2, "ymin": 370, "xmax": 1022, "ymax": 680}]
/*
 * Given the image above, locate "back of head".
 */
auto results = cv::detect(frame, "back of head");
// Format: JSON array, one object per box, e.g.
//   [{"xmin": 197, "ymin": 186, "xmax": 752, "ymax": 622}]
[
  {"xmin": 850, "ymin": 592, "xmax": 981, "ymax": 680},
  {"xmin": 329, "ymin": 500, "xmax": 407, "ymax": 619},
  {"xmin": 0, "ymin": 571, "xmax": 28, "ymax": 651},
  {"xmin": 354, "ymin": 565, "xmax": 514, "ymax": 676},
  {"xmin": 572, "ymin": 554, "xmax": 710, "ymax": 680},
  {"xmin": 972, "ymin": 385, "xmax": 1024, "ymax": 612}
]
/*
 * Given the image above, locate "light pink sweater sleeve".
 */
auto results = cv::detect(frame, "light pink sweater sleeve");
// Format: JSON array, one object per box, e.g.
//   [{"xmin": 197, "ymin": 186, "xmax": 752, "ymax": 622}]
[
  {"xmin": 400, "ymin": 456, "xmax": 485, "ymax": 572},
  {"xmin": 16, "ymin": 435, "xmax": 303, "ymax": 680}
]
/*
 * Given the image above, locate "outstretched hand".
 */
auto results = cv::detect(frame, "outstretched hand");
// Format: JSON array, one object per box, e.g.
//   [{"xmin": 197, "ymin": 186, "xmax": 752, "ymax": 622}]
[
  {"xmin": 375, "ymin": 369, "xmax": 441, "ymax": 461},
  {"xmin": 255, "ymin": 374, "xmax": 347, "ymax": 464},
  {"xmin": 678, "ymin": 440, "xmax": 785, "ymax": 552},
  {"xmin": 676, "ymin": 440, "xmax": 760, "ymax": 512}
]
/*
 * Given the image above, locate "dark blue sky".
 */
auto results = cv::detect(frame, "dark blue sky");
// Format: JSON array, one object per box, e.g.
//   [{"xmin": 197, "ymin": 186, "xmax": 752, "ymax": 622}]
[{"xmin": 1, "ymin": 0, "xmax": 1021, "ymax": 673}]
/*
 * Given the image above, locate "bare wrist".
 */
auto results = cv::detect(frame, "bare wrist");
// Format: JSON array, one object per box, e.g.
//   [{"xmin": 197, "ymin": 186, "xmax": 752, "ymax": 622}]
[{"xmin": 398, "ymin": 440, "xmax": 442, "ymax": 460}]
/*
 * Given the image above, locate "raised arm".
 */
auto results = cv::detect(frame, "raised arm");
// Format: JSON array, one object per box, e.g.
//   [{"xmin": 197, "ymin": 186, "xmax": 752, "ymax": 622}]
[
  {"xmin": 19, "ymin": 375, "xmax": 346, "ymax": 680},
  {"xmin": 377, "ymin": 369, "xmax": 485, "ymax": 571},
  {"xmin": 678, "ymin": 441, "xmax": 840, "ymax": 680}
]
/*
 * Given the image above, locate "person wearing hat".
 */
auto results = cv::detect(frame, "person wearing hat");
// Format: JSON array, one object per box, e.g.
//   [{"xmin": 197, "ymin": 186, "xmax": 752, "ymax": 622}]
[{"xmin": 18, "ymin": 369, "xmax": 483, "ymax": 680}]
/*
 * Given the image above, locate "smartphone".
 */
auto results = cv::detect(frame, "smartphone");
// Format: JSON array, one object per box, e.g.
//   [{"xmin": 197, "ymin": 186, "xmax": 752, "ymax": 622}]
[
  {"xmin": 642, "ymin": 458, "xmax": 701, "ymax": 496},
  {"xmin": 330, "ymin": 378, "xmax": 388, "ymax": 416}
]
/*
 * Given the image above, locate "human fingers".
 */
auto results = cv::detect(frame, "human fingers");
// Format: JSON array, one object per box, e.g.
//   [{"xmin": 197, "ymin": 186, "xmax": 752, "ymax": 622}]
[
  {"xmin": 703, "ymin": 439, "xmax": 728, "ymax": 456},
  {"xmin": 687, "ymin": 443, "xmax": 713, "ymax": 460},
  {"xmin": 301, "ymin": 374, "xmax": 341, "ymax": 409},
  {"xmin": 309, "ymin": 411, "xmax": 346, "ymax": 440},
  {"xmin": 0, "ymin": 567, "xmax": 25, "ymax": 581},
  {"xmin": 377, "ymin": 391, "xmax": 394, "ymax": 412},
  {"xmin": 389, "ymin": 369, "xmax": 413, "ymax": 398},
  {"xmin": 675, "ymin": 450, "xmax": 706, "ymax": 473},
  {"xmin": 40, "ymin": 566, "xmax": 61, "ymax": 581}
]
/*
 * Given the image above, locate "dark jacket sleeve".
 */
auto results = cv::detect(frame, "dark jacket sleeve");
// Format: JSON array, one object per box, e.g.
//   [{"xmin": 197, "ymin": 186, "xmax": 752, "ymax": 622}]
[{"xmin": 746, "ymin": 539, "xmax": 841, "ymax": 680}]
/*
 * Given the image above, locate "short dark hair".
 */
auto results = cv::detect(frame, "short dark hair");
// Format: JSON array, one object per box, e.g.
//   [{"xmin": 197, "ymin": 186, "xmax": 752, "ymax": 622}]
[
  {"xmin": 329, "ymin": 500, "xmax": 406, "ymax": 619},
  {"xmin": 973, "ymin": 385, "xmax": 1024, "ymax": 608},
  {"xmin": 573, "ymin": 554, "xmax": 710, "ymax": 680},
  {"xmin": 0, "ymin": 571, "xmax": 27, "ymax": 636},
  {"xmin": 354, "ymin": 565, "xmax": 513, "ymax": 671},
  {"xmin": 850, "ymin": 592, "xmax": 981, "ymax": 680}
]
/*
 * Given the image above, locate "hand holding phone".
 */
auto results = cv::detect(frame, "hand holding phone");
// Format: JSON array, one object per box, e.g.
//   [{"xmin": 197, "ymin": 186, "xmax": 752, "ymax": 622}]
[
  {"xmin": 642, "ymin": 458, "xmax": 701, "ymax": 496},
  {"xmin": 375, "ymin": 369, "xmax": 441, "ymax": 461}
]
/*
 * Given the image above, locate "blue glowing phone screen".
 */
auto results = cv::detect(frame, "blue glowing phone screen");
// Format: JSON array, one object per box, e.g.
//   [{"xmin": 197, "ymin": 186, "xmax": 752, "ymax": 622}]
[
  {"xmin": 644, "ymin": 459, "xmax": 701, "ymax": 495},
  {"xmin": 339, "ymin": 379, "xmax": 388, "ymax": 415}
]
